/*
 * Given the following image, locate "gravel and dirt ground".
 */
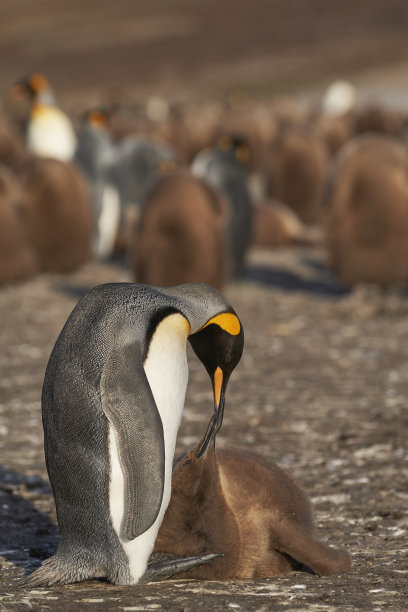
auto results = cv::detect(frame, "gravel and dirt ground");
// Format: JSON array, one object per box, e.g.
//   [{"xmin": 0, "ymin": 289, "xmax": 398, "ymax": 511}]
[{"xmin": 0, "ymin": 247, "xmax": 407, "ymax": 610}]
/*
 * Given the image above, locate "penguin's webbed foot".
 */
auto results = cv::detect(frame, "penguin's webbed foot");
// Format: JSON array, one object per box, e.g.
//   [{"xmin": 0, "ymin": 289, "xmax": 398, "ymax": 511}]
[{"xmin": 140, "ymin": 552, "xmax": 223, "ymax": 583}]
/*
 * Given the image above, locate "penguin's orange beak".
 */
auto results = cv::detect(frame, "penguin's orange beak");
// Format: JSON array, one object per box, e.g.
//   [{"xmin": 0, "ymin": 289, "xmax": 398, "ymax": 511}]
[
  {"xmin": 196, "ymin": 367, "xmax": 225, "ymax": 459},
  {"xmin": 212, "ymin": 366, "xmax": 226, "ymax": 435},
  {"xmin": 213, "ymin": 366, "xmax": 223, "ymax": 410}
]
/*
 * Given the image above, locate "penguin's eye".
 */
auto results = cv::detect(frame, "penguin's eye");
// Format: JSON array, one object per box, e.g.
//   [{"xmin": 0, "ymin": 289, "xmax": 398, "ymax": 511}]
[{"xmin": 182, "ymin": 459, "xmax": 192, "ymax": 467}]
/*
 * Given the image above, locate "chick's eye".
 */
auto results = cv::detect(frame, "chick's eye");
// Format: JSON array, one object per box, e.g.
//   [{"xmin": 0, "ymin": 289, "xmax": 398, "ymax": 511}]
[{"xmin": 182, "ymin": 459, "xmax": 192, "ymax": 467}]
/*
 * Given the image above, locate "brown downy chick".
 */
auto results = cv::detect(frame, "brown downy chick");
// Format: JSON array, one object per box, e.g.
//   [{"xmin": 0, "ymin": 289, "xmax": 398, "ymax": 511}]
[
  {"xmin": 130, "ymin": 170, "xmax": 227, "ymax": 290},
  {"xmin": 156, "ymin": 404, "xmax": 351, "ymax": 579},
  {"xmin": 0, "ymin": 165, "xmax": 38, "ymax": 284},
  {"xmin": 19, "ymin": 157, "xmax": 92, "ymax": 273},
  {"xmin": 323, "ymin": 134, "xmax": 408, "ymax": 287},
  {"xmin": 253, "ymin": 199, "xmax": 322, "ymax": 248}
]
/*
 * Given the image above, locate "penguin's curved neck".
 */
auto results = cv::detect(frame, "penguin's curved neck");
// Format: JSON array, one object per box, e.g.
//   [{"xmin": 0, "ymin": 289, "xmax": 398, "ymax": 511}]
[{"xmin": 32, "ymin": 88, "xmax": 56, "ymax": 107}]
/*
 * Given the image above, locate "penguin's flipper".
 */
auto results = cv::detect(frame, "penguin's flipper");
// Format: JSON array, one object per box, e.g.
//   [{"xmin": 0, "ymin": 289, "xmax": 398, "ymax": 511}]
[{"xmin": 101, "ymin": 342, "xmax": 165, "ymax": 540}]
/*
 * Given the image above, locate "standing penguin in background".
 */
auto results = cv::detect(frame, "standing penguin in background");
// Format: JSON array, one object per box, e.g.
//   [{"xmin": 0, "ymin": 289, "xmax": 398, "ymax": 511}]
[
  {"xmin": 75, "ymin": 109, "xmax": 121, "ymax": 260},
  {"xmin": 191, "ymin": 138, "xmax": 253, "ymax": 280},
  {"xmin": 156, "ymin": 392, "xmax": 351, "ymax": 579},
  {"xmin": 23, "ymin": 282, "xmax": 244, "ymax": 586},
  {"xmin": 11, "ymin": 73, "xmax": 77, "ymax": 162},
  {"xmin": 75, "ymin": 108, "xmax": 177, "ymax": 259}
]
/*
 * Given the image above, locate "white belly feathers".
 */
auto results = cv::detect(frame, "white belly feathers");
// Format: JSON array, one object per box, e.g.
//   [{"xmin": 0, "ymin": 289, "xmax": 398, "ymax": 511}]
[{"xmin": 109, "ymin": 313, "xmax": 190, "ymax": 583}]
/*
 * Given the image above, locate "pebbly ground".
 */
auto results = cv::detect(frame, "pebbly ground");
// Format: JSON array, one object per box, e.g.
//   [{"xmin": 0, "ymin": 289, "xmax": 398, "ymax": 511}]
[{"xmin": 0, "ymin": 247, "xmax": 407, "ymax": 611}]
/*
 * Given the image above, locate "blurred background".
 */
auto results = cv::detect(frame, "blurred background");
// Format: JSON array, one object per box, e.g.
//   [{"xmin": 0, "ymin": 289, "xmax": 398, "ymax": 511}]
[
  {"xmin": 2, "ymin": 0, "xmax": 408, "ymax": 289},
  {"xmin": 1, "ymin": 0, "xmax": 408, "ymax": 106}
]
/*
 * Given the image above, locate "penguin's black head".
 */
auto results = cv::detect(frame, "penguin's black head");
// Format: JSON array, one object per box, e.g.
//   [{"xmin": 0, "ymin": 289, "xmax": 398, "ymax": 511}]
[
  {"xmin": 82, "ymin": 107, "xmax": 110, "ymax": 130},
  {"xmin": 217, "ymin": 134, "xmax": 251, "ymax": 165},
  {"xmin": 188, "ymin": 311, "xmax": 243, "ymax": 456},
  {"xmin": 189, "ymin": 311, "xmax": 243, "ymax": 389},
  {"xmin": 12, "ymin": 73, "xmax": 50, "ymax": 99}
]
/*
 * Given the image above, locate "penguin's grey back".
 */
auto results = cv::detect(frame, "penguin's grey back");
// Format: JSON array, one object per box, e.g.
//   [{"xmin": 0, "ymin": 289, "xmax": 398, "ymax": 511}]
[{"xmin": 112, "ymin": 136, "xmax": 176, "ymax": 208}]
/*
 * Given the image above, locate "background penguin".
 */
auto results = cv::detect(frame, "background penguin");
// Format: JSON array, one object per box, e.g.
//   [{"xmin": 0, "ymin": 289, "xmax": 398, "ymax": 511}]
[
  {"xmin": 19, "ymin": 157, "xmax": 92, "ymax": 273},
  {"xmin": 23, "ymin": 282, "xmax": 244, "ymax": 586},
  {"xmin": 109, "ymin": 133, "xmax": 177, "ymax": 256},
  {"xmin": 252, "ymin": 199, "xmax": 322, "ymax": 248},
  {"xmin": 191, "ymin": 139, "xmax": 253, "ymax": 281},
  {"xmin": 75, "ymin": 109, "xmax": 121, "ymax": 260},
  {"xmin": 264, "ymin": 125, "xmax": 327, "ymax": 224},
  {"xmin": 0, "ymin": 116, "xmax": 28, "ymax": 171},
  {"xmin": 0, "ymin": 165, "xmax": 38, "ymax": 284},
  {"xmin": 11, "ymin": 73, "xmax": 77, "ymax": 162},
  {"xmin": 155, "ymin": 393, "xmax": 351, "ymax": 579},
  {"xmin": 323, "ymin": 134, "xmax": 408, "ymax": 287},
  {"xmin": 130, "ymin": 170, "xmax": 227, "ymax": 290},
  {"xmin": 321, "ymin": 80, "xmax": 357, "ymax": 119},
  {"xmin": 110, "ymin": 133, "xmax": 176, "ymax": 211},
  {"xmin": 75, "ymin": 108, "xmax": 177, "ymax": 259},
  {"xmin": 354, "ymin": 103, "xmax": 406, "ymax": 138}
]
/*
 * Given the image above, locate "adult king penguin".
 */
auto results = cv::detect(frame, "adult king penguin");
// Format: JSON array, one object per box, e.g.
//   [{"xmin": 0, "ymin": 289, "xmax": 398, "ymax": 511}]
[
  {"xmin": 12, "ymin": 73, "xmax": 77, "ymax": 162},
  {"xmin": 23, "ymin": 282, "xmax": 243, "ymax": 586}
]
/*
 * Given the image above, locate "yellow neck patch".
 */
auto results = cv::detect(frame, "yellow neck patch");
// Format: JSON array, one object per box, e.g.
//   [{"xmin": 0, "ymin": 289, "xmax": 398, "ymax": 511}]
[
  {"xmin": 200, "ymin": 312, "xmax": 241, "ymax": 336},
  {"xmin": 31, "ymin": 104, "xmax": 54, "ymax": 117}
]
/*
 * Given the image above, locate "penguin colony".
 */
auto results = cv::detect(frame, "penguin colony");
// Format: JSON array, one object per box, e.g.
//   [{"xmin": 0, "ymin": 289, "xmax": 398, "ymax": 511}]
[
  {"xmin": 23, "ymin": 281, "xmax": 351, "ymax": 585},
  {"xmin": 2, "ymin": 73, "xmax": 408, "ymax": 288},
  {"xmin": 0, "ymin": 73, "xmax": 362, "ymax": 586}
]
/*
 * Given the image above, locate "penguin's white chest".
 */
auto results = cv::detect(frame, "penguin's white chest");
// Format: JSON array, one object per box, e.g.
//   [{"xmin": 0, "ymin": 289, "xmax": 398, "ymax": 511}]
[
  {"xmin": 143, "ymin": 314, "xmax": 190, "ymax": 472},
  {"xmin": 27, "ymin": 106, "xmax": 77, "ymax": 162},
  {"xmin": 109, "ymin": 313, "xmax": 190, "ymax": 583}
]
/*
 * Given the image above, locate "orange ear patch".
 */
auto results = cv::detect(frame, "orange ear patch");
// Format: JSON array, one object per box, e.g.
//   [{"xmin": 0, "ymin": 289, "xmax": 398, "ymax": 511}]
[
  {"xmin": 200, "ymin": 312, "xmax": 241, "ymax": 336},
  {"xmin": 87, "ymin": 110, "xmax": 108, "ymax": 129},
  {"xmin": 29, "ymin": 73, "xmax": 49, "ymax": 93}
]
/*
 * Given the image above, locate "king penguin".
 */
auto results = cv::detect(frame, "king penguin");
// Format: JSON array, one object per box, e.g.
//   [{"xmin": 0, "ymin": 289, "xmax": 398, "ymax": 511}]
[
  {"xmin": 75, "ymin": 109, "xmax": 121, "ymax": 260},
  {"xmin": 191, "ymin": 140, "xmax": 253, "ymax": 280},
  {"xmin": 12, "ymin": 73, "xmax": 77, "ymax": 162},
  {"xmin": 23, "ymin": 282, "xmax": 244, "ymax": 586}
]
